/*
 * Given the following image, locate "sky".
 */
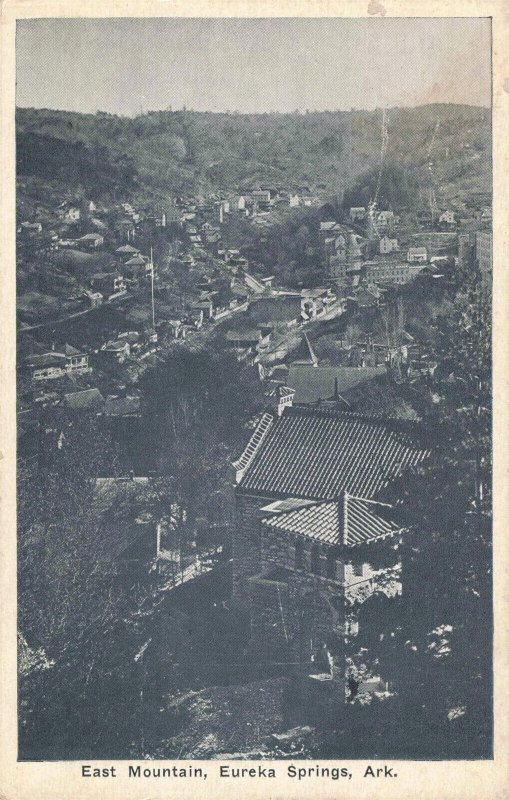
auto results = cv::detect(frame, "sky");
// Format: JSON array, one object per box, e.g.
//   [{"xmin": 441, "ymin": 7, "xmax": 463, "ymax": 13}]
[{"xmin": 16, "ymin": 17, "xmax": 491, "ymax": 116}]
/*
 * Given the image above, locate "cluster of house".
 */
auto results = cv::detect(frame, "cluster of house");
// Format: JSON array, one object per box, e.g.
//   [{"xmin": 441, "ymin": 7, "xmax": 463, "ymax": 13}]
[
  {"xmin": 320, "ymin": 216, "xmax": 434, "ymax": 288},
  {"xmin": 223, "ymin": 286, "xmax": 343, "ymax": 365},
  {"xmin": 224, "ymin": 273, "xmax": 440, "ymax": 691},
  {"xmin": 216, "ymin": 186, "xmax": 320, "ymax": 223}
]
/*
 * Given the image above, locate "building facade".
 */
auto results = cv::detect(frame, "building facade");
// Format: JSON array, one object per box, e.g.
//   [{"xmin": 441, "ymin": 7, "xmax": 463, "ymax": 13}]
[{"xmin": 232, "ymin": 405, "xmax": 430, "ymax": 682}]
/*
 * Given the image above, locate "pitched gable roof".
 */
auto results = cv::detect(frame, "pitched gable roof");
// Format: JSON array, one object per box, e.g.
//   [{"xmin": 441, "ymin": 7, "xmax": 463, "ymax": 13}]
[
  {"xmin": 286, "ymin": 365, "xmax": 385, "ymax": 404},
  {"xmin": 64, "ymin": 343, "xmax": 83, "ymax": 357},
  {"xmin": 116, "ymin": 244, "xmax": 139, "ymax": 254},
  {"xmin": 63, "ymin": 388, "xmax": 105, "ymax": 411},
  {"xmin": 236, "ymin": 406, "xmax": 429, "ymax": 500},
  {"xmin": 290, "ymin": 332, "xmax": 318, "ymax": 366}
]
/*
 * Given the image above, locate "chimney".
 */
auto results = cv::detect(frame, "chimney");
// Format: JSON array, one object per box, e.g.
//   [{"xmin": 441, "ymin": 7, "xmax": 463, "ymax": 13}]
[{"xmin": 277, "ymin": 387, "xmax": 295, "ymax": 417}]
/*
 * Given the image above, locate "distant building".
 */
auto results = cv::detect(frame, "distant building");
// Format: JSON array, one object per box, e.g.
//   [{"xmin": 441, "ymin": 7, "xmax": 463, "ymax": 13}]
[
  {"xmin": 90, "ymin": 272, "xmax": 126, "ymax": 298},
  {"xmin": 319, "ymin": 221, "xmax": 342, "ymax": 246},
  {"xmin": 351, "ymin": 284, "xmax": 383, "ymax": 308},
  {"xmin": 251, "ymin": 190, "xmax": 272, "ymax": 204},
  {"xmin": 407, "ymin": 247, "xmax": 428, "ymax": 264},
  {"xmin": 115, "ymin": 244, "xmax": 140, "ymax": 258},
  {"xmin": 19, "ymin": 221, "xmax": 43, "ymax": 235},
  {"xmin": 285, "ymin": 365, "xmax": 385, "ymax": 405},
  {"xmin": 379, "ymin": 235, "xmax": 399, "ymax": 254},
  {"xmin": 349, "ymin": 207, "xmax": 366, "ymax": 222},
  {"xmin": 63, "ymin": 388, "xmax": 105, "ymax": 413},
  {"xmin": 100, "ymin": 339, "xmax": 131, "ymax": 364},
  {"xmin": 439, "ymin": 210, "xmax": 456, "ymax": 226},
  {"xmin": 63, "ymin": 344, "xmax": 90, "ymax": 374},
  {"xmin": 26, "ymin": 344, "xmax": 90, "ymax": 380},
  {"xmin": 365, "ymin": 261, "xmax": 426, "ymax": 285},
  {"xmin": 104, "ymin": 395, "xmax": 142, "ymax": 418},
  {"xmin": 377, "ymin": 210, "xmax": 396, "ymax": 227},
  {"xmin": 300, "ymin": 287, "xmax": 337, "ymax": 320},
  {"xmin": 64, "ymin": 206, "xmax": 80, "ymax": 222},
  {"xmin": 78, "ymin": 233, "xmax": 104, "ymax": 249},
  {"xmin": 86, "ymin": 291, "xmax": 103, "ymax": 308},
  {"xmin": 26, "ymin": 353, "xmax": 67, "ymax": 381}
]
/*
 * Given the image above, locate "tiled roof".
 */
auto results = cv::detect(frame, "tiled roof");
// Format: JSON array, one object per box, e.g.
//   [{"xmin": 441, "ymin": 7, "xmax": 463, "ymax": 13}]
[
  {"xmin": 125, "ymin": 255, "xmax": 147, "ymax": 266},
  {"xmin": 233, "ymin": 412, "xmax": 274, "ymax": 478},
  {"xmin": 286, "ymin": 365, "xmax": 385, "ymax": 404},
  {"xmin": 116, "ymin": 245, "xmax": 139, "ymax": 254},
  {"xmin": 104, "ymin": 396, "xmax": 141, "ymax": 416},
  {"xmin": 64, "ymin": 343, "xmax": 83, "ymax": 356},
  {"xmin": 64, "ymin": 388, "xmax": 105, "ymax": 411},
  {"xmin": 262, "ymin": 494, "xmax": 401, "ymax": 547},
  {"xmin": 237, "ymin": 406, "xmax": 429, "ymax": 500}
]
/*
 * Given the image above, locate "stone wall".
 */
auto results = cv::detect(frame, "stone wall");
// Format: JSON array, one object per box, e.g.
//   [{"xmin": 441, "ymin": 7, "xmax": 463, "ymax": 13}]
[
  {"xmin": 260, "ymin": 526, "xmax": 347, "ymax": 583},
  {"xmin": 232, "ymin": 492, "xmax": 272, "ymax": 608}
]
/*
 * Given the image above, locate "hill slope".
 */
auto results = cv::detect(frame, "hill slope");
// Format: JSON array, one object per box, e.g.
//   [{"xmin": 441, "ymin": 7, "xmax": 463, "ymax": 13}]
[{"xmin": 16, "ymin": 104, "xmax": 491, "ymax": 206}]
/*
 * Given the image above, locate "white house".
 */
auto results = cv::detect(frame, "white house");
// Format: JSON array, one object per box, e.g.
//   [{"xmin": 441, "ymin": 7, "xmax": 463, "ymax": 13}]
[
  {"xmin": 407, "ymin": 247, "xmax": 428, "ymax": 264},
  {"xmin": 379, "ymin": 235, "xmax": 399, "ymax": 254},
  {"xmin": 78, "ymin": 233, "xmax": 104, "ymax": 249},
  {"xmin": 439, "ymin": 210, "xmax": 456, "ymax": 225},
  {"xmin": 377, "ymin": 210, "xmax": 396, "ymax": 226},
  {"xmin": 64, "ymin": 206, "xmax": 81, "ymax": 222}
]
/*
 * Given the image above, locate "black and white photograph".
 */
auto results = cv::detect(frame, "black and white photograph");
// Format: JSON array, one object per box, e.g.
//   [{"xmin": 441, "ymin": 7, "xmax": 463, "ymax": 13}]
[{"xmin": 13, "ymin": 12, "xmax": 493, "ymax": 767}]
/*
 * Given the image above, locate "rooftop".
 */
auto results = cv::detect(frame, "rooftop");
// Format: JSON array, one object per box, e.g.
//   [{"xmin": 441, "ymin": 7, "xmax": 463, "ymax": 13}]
[
  {"xmin": 104, "ymin": 396, "xmax": 141, "ymax": 417},
  {"xmin": 262, "ymin": 494, "xmax": 401, "ymax": 547},
  {"xmin": 124, "ymin": 255, "xmax": 148, "ymax": 266},
  {"xmin": 116, "ymin": 244, "xmax": 139, "ymax": 254},
  {"xmin": 63, "ymin": 388, "xmax": 105, "ymax": 412},
  {"xmin": 286, "ymin": 365, "xmax": 385, "ymax": 404},
  {"xmin": 236, "ymin": 406, "xmax": 430, "ymax": 500}
]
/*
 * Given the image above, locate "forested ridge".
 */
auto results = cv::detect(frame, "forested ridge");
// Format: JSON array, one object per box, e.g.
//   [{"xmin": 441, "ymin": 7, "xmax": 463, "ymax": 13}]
[{"xmin": 17, "ymin": 104, "xmax": 491, "ymax": 203}]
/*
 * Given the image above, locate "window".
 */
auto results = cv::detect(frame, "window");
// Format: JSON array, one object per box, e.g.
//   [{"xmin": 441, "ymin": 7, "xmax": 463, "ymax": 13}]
[
  {"xmin": 310, "ymin": 543, "xmax": 321, "ymax": 575},
  {"xmin": 295, "ymin": 539, "xmax": 304, "ymax": 570}
]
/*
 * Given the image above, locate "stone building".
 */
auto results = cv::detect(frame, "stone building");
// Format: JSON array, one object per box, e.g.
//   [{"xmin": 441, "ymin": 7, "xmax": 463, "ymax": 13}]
[{"xmin": 232, "ymin": 405, "xmax": 429, "ymax": 681}]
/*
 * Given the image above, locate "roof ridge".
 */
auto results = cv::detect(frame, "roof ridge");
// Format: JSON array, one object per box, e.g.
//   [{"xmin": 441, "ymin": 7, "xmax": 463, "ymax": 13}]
[{"xmin": 233, "ymin": 412, "xmax": 275, "ymax": 480}]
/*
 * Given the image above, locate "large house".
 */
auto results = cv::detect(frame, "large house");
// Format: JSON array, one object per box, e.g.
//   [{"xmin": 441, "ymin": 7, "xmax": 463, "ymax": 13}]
[
  {"xmin": 438, "ymin": 210, "xmax": 456, "ymax": 226},
  {"xmin": 26, "ymin": 344, "xmax": 90, "ymax": 381},
  {"xmin": 379, "ymin": 235, "xmax": 399, "ymax": 255},
  {"xmin": 78, "ymin": 233, "xmax": 104, "ymax": 250},
  {"xmin": 407, "ymin": 247, "xmax": 428, "ymax": 264},
  {"xmin": 90, "ymin": 272, "xmax": 126, "ymax": 298},
  {"xmin": 232, "ymin": 404, "xmax": 429, "ymax": 678}
]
